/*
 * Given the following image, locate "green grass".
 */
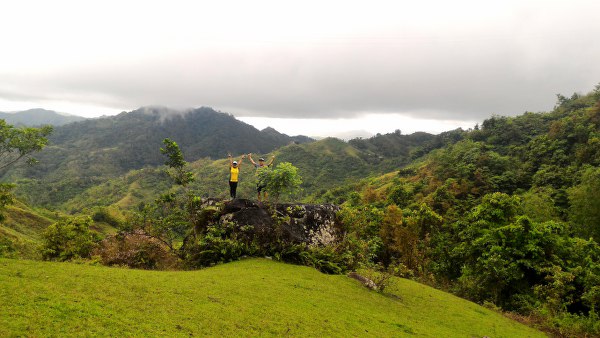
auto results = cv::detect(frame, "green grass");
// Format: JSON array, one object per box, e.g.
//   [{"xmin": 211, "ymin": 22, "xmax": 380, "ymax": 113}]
[
  {"xmin": 0, "ymin": 201, "xmax": 57, "ymax": 259},
  {"xmin": 0, "ymin": 258, "xmax": 545, "ymax": 337}
]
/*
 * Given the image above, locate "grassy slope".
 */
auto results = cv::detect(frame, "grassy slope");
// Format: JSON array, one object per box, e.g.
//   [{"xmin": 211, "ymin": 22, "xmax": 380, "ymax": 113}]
[
  {"xmin": 0, "ymin": 201, "xmax": 57, "ymax": 259},
  {"xmin": 0, "ymin": 258, "xmax": 544, "ymax": 337}
]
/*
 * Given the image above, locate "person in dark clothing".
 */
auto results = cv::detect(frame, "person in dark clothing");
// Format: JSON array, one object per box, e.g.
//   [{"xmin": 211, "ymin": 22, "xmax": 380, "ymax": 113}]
[{"xmin": 248, "ymin": 153, "xmax": 275, "ymax": 202}]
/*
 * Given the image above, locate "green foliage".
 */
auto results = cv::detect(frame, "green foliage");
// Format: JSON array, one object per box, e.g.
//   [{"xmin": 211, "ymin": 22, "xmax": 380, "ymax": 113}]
[
  {"xmin": 182, "ymin": 220, "xmax": 259, "ymax": 268},
  {"xmin": 40, "ymin": 216, "xmax": 99, "ymax": 261},
  {"xmin": 121, "ymin": 139, "xmax": 203, "ymax": 256},
  {"xmin": 0, "ymin": 183, "xmax": 15, "ymax": 222},
  {"xmin": 161, "ymin": 138, "xmax": 194, "ymax": 186},
  {"xmin": 0, "ymin": 120, "xmax": 52, "ymax": 171},
  {"xmin": 349, "ymin": 130, "xmax": 438, "ymax": 159},
  {"xmin": 0, "ymin": 235, "xmax": 16, "ymax": 258},
  {"xmin": 569, "ymin": 166, "xmax": 600, "ymax": 240},
  {"xmin": 131, "ymin": 193, "xmax": 190, "ymax": 251},
  {"xmin": 387, "ymin": 183, "xmax": 413, "ymax": 208},
  {"xmin": 0, "ymin": 120, "xmax": 52, "ymax": 219},
  {"xmin": 263, "ymin": 162, "xmax": 302, "ymax": 200},
  {"xmin": 521, "ymin": 187, "xmax": 560, "ymax": 223},
  {"xmin": 322, "ymin": 85, "xmax": 600, "ymax": 336}
]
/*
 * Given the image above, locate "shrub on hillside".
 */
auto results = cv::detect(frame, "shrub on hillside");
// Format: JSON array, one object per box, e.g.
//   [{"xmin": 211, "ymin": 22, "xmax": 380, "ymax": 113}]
[
  {"xmin": 93, "ymin": 230, "xmax": 179, "ymax": 270},
  {"xmin": 0, "ymin": 235, "xmax": 16, "ymax": 258},
  {"xmin": 40, "ymin": 216, "xmax": 99, "ymax": 261}
]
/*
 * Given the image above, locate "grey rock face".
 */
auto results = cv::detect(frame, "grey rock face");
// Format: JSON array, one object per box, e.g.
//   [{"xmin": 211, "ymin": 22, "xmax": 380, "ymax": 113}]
[{"xmin": 200, "ymin": 198, "xmax": 341, "ymax": 247}]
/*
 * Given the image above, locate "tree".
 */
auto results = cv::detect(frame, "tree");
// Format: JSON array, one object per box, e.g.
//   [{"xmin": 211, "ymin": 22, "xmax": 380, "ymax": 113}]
[
  {"xmin": 160, "ymin": 138, "xmax": 194, "ymax": 187},
  {"xmin": 137, "ymin": 139, "xmax": 199, "ymax": 251},
  {"xmin": 388, "ymin": 184, "xmax": 412, "ymax": 208},
  {"xmin": 264, "ymin": 162, "xmax": 302, "ymax": 201},
  {"xmin": 0, "ymin": 120, "xmax": 52, "ymax": 171},
  {"xmin": 0, "ymin": 120, "xmax": 52, "ymax": 219},
  {"xmin": 569, "ymin": 167, "xmax": 600, "ymax": 240},
  {"xmin": 521, "ymin": 187, "xmax": 560, "ymax": 223}
]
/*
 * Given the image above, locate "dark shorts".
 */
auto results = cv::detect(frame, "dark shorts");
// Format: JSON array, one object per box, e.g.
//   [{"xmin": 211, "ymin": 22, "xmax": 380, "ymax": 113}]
[{"xmin": 257, "ymin": 183, "xmax": 267, "ymax": 192}]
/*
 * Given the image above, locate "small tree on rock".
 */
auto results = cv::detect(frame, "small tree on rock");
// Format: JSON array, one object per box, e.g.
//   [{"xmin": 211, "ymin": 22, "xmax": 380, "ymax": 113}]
[{"xmin": 264, "ymin": 162, "xmax": 302, "ymax": 202}]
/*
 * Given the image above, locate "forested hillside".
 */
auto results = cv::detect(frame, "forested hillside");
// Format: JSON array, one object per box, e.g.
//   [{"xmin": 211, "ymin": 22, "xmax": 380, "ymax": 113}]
[
  {"xmin": 349, "ymin": 130, "xmax": 437, "ymax": 158},
  {"xmin": 2, "ymin": 107, "xmax": 312, "ymax": 207},
  {"xmin": 324, "ymin": 87, "xmax": 600, "ymax": 335},
  {"xmin": 35, "ymin": 136, "xmax": 437, "ymax": 212}
]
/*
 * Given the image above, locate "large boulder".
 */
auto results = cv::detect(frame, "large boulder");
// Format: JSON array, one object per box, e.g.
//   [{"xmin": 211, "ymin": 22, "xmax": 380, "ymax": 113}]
[{"xmin": 201, "ymin": 198, "xmax": 341, "ymax": 247}]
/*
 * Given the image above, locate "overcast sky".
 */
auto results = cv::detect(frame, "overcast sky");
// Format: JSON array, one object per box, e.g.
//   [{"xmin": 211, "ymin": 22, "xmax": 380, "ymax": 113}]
[{"xmin": 1, "ymin": 0, "xmax": 599, "ymax": 138}]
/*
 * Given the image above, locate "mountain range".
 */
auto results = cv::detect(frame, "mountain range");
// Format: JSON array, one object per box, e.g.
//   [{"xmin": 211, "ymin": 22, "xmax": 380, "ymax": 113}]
[
  {"xmin": 1, "ymin": 106, "xmax": 444, "ymax": 209},
  {"xmin": 8, "ymin": 106, "xmax": 313, "ymax": 175},
  {"xmin": 1, "ymin": 106, "xmax": 320, "ymax": 206}
]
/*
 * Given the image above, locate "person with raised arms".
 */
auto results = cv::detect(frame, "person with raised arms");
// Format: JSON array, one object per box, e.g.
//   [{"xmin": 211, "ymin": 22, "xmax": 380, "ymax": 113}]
[
  {"xmin": 227, "ymin": 153, "xmax": 246, "ymax": 199},
  {"xmin": 247, "ymin": 153, "xmax": 275, "ymax": 202}
]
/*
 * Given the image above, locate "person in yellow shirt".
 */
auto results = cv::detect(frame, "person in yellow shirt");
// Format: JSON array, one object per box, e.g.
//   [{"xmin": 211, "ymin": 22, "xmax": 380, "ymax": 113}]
[{"xmin": 228, "ymin": 153, "xmax": 246, "ymax": 199}]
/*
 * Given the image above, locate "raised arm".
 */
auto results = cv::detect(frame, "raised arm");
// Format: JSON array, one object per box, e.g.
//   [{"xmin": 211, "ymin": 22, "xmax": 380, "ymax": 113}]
[
  {"xmin": 238, "ymin": 154, "xmax": 246, "ymax": 168},
  {"xmin": 248, "ymin": 153, "xmax": 257, "ymax": 166},
  {"xmin": 267, "ymin": 155, "xmax": 275, "ymax": 167},
  {"xmin": 228, "ymin": 153, "xmax": 233, "ymax": 166}
]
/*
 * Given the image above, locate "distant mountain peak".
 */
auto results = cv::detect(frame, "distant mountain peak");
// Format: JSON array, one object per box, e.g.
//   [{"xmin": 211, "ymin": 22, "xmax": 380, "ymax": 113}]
[
  {"xmin": 0, "ymin": 109, "xmax": 86, "ymax": 126},
  {"xmin": 261, "ymin": 126, "xmax": 281, "ymax": 134}
]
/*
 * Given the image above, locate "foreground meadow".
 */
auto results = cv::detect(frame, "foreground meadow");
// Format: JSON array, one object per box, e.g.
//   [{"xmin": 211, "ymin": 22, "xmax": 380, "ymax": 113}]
[{"xmin": 0, "ymin": 258, "xmax": 544, "ymax": 337}]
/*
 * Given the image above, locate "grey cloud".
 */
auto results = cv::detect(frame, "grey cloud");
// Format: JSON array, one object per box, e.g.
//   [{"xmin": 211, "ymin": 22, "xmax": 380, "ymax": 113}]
[
  {"xmin": 47, "ymin": 39, "xmax": 597, "ymax": 121},
  {"xmin": 3, "ymin": 5, "xmax": 600, "ymax": 122}
]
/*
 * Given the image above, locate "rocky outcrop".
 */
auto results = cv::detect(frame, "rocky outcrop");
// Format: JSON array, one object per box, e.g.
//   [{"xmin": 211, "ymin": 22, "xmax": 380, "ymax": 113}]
[
  {"xmin": 199, "ymin": 198, "xmax": 341, "ymax": 246},
  {"xmin": 348, "ymin": 272, "xmax": 378, "ymax": 290}
]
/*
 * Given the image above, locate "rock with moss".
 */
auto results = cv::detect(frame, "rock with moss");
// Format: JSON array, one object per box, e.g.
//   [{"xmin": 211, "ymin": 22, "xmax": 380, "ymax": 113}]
[{"xmin": 218, "ymin": 199, "xmax": 340, "ymax": 246}]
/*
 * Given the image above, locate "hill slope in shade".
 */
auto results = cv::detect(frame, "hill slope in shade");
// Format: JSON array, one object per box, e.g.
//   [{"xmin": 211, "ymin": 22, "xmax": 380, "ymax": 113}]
[{"xmin": 0, "ymin": 258, "xmax": 545, "ymax": 337}]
